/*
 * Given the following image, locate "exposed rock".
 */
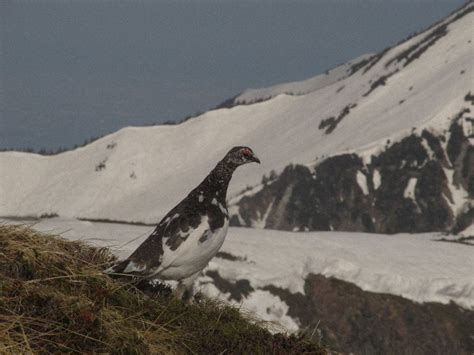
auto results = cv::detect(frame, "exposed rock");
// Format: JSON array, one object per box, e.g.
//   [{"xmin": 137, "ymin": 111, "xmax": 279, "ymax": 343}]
[
  {"xmin": 215, "ymin": 251, "xmax": 248, "ymax": 262},
  {"xmin": 270, "ymin": 274, "xmax": 474, "ymax": 355},
  {"xmin": 205, "ymin": 270, "xmax": 254, "ymax": 302},
  {"xmin": 208, "ymin": 270, "xmax": 474, "ymax": 354},
  {"xmin": 319, "ymin": 103, "xmax": 357, "ymax": 134},
  {"xmin": 386, "ymin": 4, "xmax": 472, "ymax": 68},
  {"xmin": 451, "ymin": 206, "xmax": 474, "ymax": 235},
  {"xmin": 231, "ymin": 116, "xmax": 472, "ymax": 234}
]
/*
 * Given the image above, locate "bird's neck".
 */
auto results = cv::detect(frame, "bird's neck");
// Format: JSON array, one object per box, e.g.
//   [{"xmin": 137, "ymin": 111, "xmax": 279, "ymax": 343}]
[{"xmin": 198, "ymin": 160, "xmax": 238, "ymax": 203}]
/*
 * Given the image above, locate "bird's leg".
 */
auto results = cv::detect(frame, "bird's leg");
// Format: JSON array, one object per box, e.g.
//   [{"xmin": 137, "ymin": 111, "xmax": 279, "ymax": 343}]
[
  {"xmin": 172, "ymin": 283, "xmax": 188, "ymax": 301},
  {"xmin": 173, "ymin": 272, "xmax": 201, "ymax": 303}
]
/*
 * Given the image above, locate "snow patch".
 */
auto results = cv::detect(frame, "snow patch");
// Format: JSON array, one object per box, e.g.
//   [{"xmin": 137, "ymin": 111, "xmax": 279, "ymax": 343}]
[
  {"xmin": 373, "ymin": 169, "xmax": 382, "ymax": 190},
  {"xmin": 443, "ymin": 168, "xmax": 470, "ymax": 213},
  {"xmin": 253, "ymin": 200, "xmax": 274, "ymax": 229},
  {"xmin": 237, "ymin": 290, "xmax": 300, "ymax": 333},
  {"xmin": 403, "ymin": 178, "xmax": 417, "ymax": 199},
  {"xmin": 356, "ymin": 171, "xmax": 369, "ymax": 195},
  {"xmin": 421, "ymin": 138, "xmax": 434, "ymax": 160},
  {"xmin": 460, "ymin": 224, "xmax": 474, "ymax": 237},
  {"xmin": 228, "ymin": 184, "xmax": 264, "ymax": 205}
]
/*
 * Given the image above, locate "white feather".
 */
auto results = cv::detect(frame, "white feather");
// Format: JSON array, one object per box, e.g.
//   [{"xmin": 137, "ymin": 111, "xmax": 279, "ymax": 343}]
[{"xmin": 152, "ymin": 216, "xmax": 229, "ymax": 280}]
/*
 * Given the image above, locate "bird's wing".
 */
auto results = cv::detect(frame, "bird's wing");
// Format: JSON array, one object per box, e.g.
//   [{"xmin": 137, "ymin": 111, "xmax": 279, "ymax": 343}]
[{"xmin": 112, "ymin": 209, "xmax": 203, "ymax": 276}]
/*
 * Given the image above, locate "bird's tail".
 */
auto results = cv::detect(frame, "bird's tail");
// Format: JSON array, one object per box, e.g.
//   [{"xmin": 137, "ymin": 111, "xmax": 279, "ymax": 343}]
[{"xmin": 103, "ymin": 259, "xmax": 130, "ymax": 276}]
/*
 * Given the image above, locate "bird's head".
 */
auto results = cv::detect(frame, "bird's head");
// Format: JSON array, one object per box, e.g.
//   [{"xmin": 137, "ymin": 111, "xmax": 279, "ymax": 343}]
[{"xmin": 224, "ymin": 146, "xmax": 260, "ymax": 166}]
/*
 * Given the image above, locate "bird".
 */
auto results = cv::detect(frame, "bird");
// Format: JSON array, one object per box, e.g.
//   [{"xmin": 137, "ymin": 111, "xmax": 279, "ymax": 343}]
[{"xmin": 105, "ymin": 146, "xmax": 260, "ymax": 300}]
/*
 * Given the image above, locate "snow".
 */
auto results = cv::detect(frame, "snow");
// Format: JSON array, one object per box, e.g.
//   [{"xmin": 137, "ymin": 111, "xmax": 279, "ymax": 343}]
[
  {"xmin": 215, "ymin": 230, "xmax": 474, "ymax": 310},
  {"xmin": 460, "ymin": 223, "xmax": 474, "ymax": 237},
  {"xmin": 443, "ymin": 167, "xmax": 470, "ymax": 214},
  {"xmin": 6, "ymin": 218, "xmax": 473, "ymax": 313},
  {"xmin": 228, "ymin": 184, "xmax": 264, "ymax": 205},
  {"xmin": 356, "ymin": 171, "xmax": 369, "ymax": 195},
  {"xmin": 236, "ymin": 289, "xmax": 300, "ymax": 332},
  {"xmin": 251, "ymin": 200, "xmax": 274, "ymax": 229},
  {"xmin": 199, "ymin": 278, "xmax": 300, "ymax": 333},
  {"xmin": 0, "ymin": 6, "xmax": 472, "ymax": 222},
  {"xmin": 373, "ymin": 169, "xmax": 382, "ymax": 190},
  {"xmin": 234, "ymin": 54, "xmax": 373, "ymax": 104},
  {"xmin": 403, "ymin": 178, "xmax": 417, "ymax": 199},
  {"xmin": 421, "ymin": 137, "xmax": 435, "ymax": 160}
]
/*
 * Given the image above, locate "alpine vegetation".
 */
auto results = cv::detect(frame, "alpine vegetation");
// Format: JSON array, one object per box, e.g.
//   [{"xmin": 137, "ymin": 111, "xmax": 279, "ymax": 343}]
[{"xmin": 0, "ymin": 224, "xmax": 326, "ymax": 354}]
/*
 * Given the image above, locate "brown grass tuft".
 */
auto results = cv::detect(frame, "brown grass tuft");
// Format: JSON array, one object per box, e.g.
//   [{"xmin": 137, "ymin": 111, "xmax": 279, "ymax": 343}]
[{"xmin": 0, "ymin": 224, "xmax": 327, "ymax": 354}]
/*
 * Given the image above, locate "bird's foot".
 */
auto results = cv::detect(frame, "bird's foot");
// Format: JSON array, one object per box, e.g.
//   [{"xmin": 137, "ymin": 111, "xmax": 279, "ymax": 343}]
[{"xmin": 173, "ymin": 284, "xmax": 195, "ymax": 303}]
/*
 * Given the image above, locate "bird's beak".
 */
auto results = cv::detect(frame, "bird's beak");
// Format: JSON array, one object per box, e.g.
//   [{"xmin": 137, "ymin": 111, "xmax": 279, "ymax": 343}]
[{"xmin": 251, "ymin": 154, "xmax": 261, "ymax": 164}]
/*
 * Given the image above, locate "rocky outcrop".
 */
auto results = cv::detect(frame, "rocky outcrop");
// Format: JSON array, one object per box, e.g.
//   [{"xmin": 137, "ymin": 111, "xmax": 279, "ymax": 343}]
[
  {"xmin": 206, "ymin": 270, "xmax": 474, "ymax": 355},
  {"xmin": 231, "ymin": 110, "xmax": 473, "ymax": 234},
  {"xmin": 272, "ymin": 274, "xmax": 474, "ymax": 355}
]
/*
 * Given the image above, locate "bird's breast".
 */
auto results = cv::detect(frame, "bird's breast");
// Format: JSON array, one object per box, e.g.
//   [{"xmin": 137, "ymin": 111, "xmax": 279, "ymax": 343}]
[{"xmin": 159, "ymin": 215, "xmax": 229, "ymax": 279}]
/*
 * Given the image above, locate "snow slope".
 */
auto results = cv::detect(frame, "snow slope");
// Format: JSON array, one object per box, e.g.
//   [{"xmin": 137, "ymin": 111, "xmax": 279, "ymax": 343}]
[
  {"xmin": 0, "ymin": 4, "xmax": 472, "ymax": 222},
  {"xmin": 233, "ymin": 53, "xmax": 373, "ymax": 104},
  {"xmin": 6, "ymin": 218, "xmax": 473, "ymax": 332}
]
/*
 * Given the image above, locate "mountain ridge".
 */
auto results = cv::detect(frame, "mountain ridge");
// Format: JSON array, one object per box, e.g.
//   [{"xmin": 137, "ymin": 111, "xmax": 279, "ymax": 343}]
[{"xmin": 1, "ymin": 3, "xmax": 472, "ymax": 231}]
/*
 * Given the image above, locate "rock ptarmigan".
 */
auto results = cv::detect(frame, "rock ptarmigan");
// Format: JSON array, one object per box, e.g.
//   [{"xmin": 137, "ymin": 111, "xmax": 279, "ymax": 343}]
[{"xmin": 105, "ymin": 146, "xmax": 260, "ymax": 300}]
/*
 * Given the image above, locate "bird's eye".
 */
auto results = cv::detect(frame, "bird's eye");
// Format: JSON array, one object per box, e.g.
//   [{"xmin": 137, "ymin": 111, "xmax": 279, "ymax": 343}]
[{"xmin": 242, "ymin": 148, "xmax": 252, "ymax": 157}]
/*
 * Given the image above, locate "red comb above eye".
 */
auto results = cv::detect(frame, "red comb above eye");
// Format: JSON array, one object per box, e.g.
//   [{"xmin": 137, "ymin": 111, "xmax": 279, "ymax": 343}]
[{"xmin": 242, "ymin": 148, "xmax": 252, "ymax": 156}]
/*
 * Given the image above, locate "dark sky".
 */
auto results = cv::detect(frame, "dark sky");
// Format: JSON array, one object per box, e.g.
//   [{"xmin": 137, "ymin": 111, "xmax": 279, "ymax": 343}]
[{"xmin": 0, "ymin": 0, "xmax": 465, "ymax": 151}]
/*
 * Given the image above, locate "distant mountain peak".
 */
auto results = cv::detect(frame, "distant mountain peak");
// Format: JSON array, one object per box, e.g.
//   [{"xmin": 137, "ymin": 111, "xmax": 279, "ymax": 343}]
[{"xmin": 1, "ymin": 4, "xmax": 472, "ymax": 230}]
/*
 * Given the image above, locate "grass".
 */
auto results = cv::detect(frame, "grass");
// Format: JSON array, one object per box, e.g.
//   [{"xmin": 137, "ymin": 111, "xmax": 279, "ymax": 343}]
[{"xmin": 0, "ymin": 224, "xmax": 327, "ymax": 354}]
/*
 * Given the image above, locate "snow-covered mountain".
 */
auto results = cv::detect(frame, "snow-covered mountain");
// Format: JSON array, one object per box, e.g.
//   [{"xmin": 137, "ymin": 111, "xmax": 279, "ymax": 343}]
[
  {"xmin": 230, "ymin": 114, "xmax": 473, "ymax": 233},
  {"xmin": 1, "ymin": 3, "xmax": 473, "ymax": 232},
  {"xmin": 219, "ymin": 53, "xmax": 374, "ymax": 106}
]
